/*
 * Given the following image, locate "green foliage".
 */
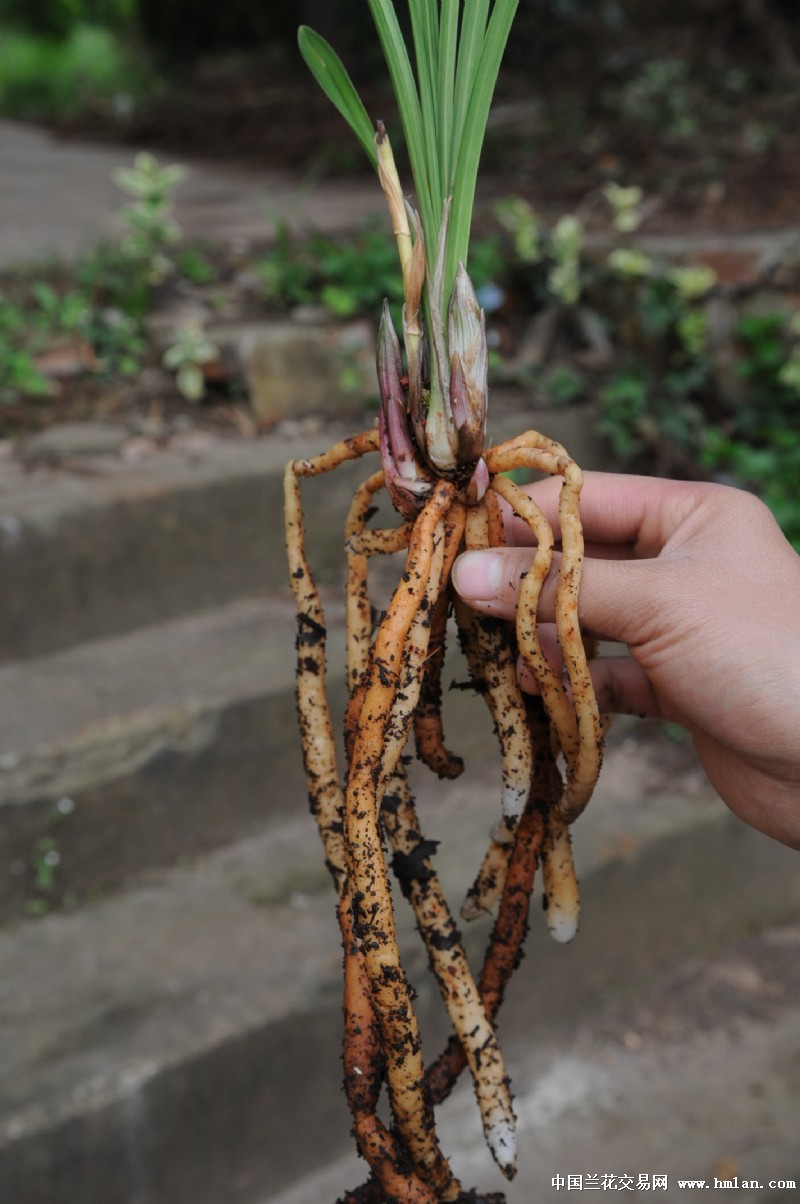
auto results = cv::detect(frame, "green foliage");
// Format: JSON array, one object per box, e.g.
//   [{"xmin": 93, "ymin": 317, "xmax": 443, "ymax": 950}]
[
  {"xmin": 599, "ymin": 369, "xmax": 649, "ymax": 456},
  {"xmin": 62, "ymin": 153, "xmax": 186, "ymax": 377},
  {"xmin": 0, "ymin": 299, "xmax": 51, "ymax": 400},
  {"xmin": 175, "ymin": 248, "xmax": 218, "ymax": 286},
  {"xmin": 602, "ymin": 183, "xmax": 644, "ymax": 234},
  {"xmin": 258, "ymin": 220, "xmax": 499, "ymax": 326},
  {"xmin": 704, "ymin": 429, "xmax": 800, "ymax": 547},
  {"xmin": 618, "ymin": 56, "xmax": 698, "ymax": 140},
  {"xmin": 88, "ymin": 301, "xmax": 147, "ymax": 376},
  {"xmin": 548, "ymin": 215, "xmax": 583, "ymax": 306},
  {"xmin": 606, "ymin": 247, "xmax": 651, "ymax": 278},
  {"xmin": 600, "ymin": 367, "xmax": 707, "ymax": 463},
  {"xmin": 0, "ymin": 0, "xmax": 136, "ymax": 37},
  {"xmin": 259, "ymin": 222, "xmax": 403, "ymax": 321},
  {"xmin": 495, "ymin": 197, "xmax": 541, "ymax": 265},
  {"xmin": 596, "ymin": 258, "xmax": 715, "ymax": 472},
  {"xmin": 1, "ymin": 153, "xmax": 189, "ymax": 400},
  {"xmin": 0, "ymin": 24, "xmax": 149, "ymax": 121},
  {"xmin": 700, "ymin": 313, "xmax": 800, "ymax": 548},
  {"xmin": 732, "ymin": 314, "xmax": 790, "ymax": 416},
  {"xmin": 541, "ymin": 363, "xmax": 584, "ymax": 406},
  {"xmin": 489, "ymin": 191, "xmax": 725, "ymax": 473},
  {"xmin": 494, "ymin": 188, "xmax": 650, "ymax": 310},
  {"xmin": 297, "ymin": 25, "xmax": 377, "ymax": 168},
  {"xmin": 0, "ymin": 348, "xmax": 51, "ymax": 400},
  {"xmin": 162, "ymin": 322, "xmax": 219, "ymax": 401},
  {"xmin": 0, "ymin": 258, "xmax": 149, "ymax": 398},
  {"xmin": 30, "ymin": 282, "xmax": 90, "ymax": 335},
  {"xmin": 487, "ymin": 188, "xmax": 797, "ymax": 546},
  {"xmin": 596, "ymin": 284, "xmax": 800, "ymax": 548}
]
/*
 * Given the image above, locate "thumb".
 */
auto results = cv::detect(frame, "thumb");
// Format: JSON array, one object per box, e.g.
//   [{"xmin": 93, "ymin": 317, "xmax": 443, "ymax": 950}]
[{"xmin": 451, "ymin": 547, "xmax": 667, "ymax": 648}]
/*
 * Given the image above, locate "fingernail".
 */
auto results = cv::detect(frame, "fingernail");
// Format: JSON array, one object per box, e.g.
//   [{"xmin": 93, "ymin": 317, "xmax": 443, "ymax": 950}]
[{"xmin": 452, "ymin": 550, "xmax": 504, "ymax": 601}]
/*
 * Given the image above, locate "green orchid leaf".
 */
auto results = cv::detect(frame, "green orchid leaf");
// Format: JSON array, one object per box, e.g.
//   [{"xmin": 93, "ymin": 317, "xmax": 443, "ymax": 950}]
[
  {"xmin": 367, "ymin": 0, "xmax": 434, "ymax": 259},
  {"xmin": 437, "ymin": 0, "xmax": 459, "ymax": 191},
  {"xmin": 452, "ymin": 0, "xmax": 490, "ymax": 157},
  {"xmin": 297, "ymin": 26, "xmax": 377, "ymax": 168},
  {"xmin": 408, "ymin": 0, "xmax": 443, "ymax": 211},
  {"xmin": 447, "ymin": 0, "xmax": 518, "ymax": 298}
]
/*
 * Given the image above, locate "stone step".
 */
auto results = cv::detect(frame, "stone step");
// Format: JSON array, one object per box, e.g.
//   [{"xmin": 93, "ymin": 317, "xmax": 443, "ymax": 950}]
[
  {"xmin": 0, "ymin": 424, "xmax": 354, "ymax": 663},
  {"xmin": 0, "ymin": 397, "xmax": 605, "ymax": 663},
  {"xmin": 1, "ymin": 746, "xmax": 798, "ymax": 1204},
  {"xmin": 0, "ymin": 593, "xmax": 345, "ymax": 920},
  {"xmin": 270, "ymin": 922, "xmax": 800, "ymax": 1204},
  {"xmin": 0, "ymin": 119, "xmax": 389, "ymax": 269}
]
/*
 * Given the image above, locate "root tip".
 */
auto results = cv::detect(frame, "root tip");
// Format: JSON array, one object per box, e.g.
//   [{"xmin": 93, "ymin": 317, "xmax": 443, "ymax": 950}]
[
  {"xmin": 546, "ymin": 909, "xmax": 580, "ymax": 944},
  {"xmin": 460, "ymin": 898, "xmax": 484, "ymax": 922},
  {"xmin": 486, "ymin": 1115, "xmax": 517, "ymax": 1180}
]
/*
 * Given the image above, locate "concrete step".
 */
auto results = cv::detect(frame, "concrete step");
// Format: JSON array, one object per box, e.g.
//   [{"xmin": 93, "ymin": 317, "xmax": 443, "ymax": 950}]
[
  {"xmin": 0, "ymin": 424, "xmax": 355, "ymax": 663},
  {"xmin": 0, "ymin": 593, "xmax": 345, "ymax": 919},
  {"xmin": 0, "ymin": 397, "xmax": 606, "ymax": 662},
  {"xmin": 0, "ymin": 118, "xmax": 388, "ymax": 269},
  {"xmin": 271, "ymin": 922, "xmax": 800, "ymax": 1204},
  {"xmin": 1, "ymin": 725, "xmax": 799, "ymax": 1204}
]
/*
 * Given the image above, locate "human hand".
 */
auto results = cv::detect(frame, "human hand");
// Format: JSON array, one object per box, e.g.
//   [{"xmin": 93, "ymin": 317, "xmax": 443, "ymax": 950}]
[{"xmin": 452, "ymin": 472, "xmax": 800, "ymax": 849}]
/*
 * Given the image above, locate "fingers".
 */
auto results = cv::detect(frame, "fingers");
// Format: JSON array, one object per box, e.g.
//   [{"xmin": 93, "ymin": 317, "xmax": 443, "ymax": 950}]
[
  {"xmin": 517, "ymin": 649, "xmax": 662, "ymax": 720},
  {"xmin": 451, "ymin": 549, "xmax": 663, "ymax": 718},
  {"xmin": 450, "ymin": 547, "xmax": 527, "ymax": 615},
  {"xmin": 497, "ymin": 471, "xmax": 717, "ymax": 558},
  {"xmin": 452, "ymin": 546, "xmax": 666, "ymax": 649}
]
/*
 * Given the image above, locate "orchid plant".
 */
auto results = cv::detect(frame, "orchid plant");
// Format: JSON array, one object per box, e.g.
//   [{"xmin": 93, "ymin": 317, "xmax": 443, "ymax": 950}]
[
  {"xmin": 299, "ymin": 0, "xmax": 517, "ymax": 503},
  {"xmin": 286, "ymin": 8, "xmax": 605, "ymax": 1198}
]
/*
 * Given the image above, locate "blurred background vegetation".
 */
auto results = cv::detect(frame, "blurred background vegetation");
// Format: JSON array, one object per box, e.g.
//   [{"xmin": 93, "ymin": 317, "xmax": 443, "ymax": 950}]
[
  {"xmin": 2, "ymin": 0, "xmax": 800, "ymax": 543},
  {"xmin": 2, "ymin": 0, "xmax": 800, "ymax": 151}
]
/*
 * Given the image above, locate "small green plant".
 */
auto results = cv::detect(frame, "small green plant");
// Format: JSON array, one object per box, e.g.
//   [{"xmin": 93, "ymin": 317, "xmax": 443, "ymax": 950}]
[
  {"xmin": 175, "ymin": 248, "xmax": 219, "ymax": 286},
  {"xmin": 0, "ymin": 297, "xmax": 51, "ymax": 399},
  {"xmin": 548, "ymin": 214, "xmax": 583, "ymax": 306},
  {"xmin": 113, "ymin": 152, "xmax": 187, "ymax": 284},
  {"xmin": 495, "ymin": 196, "xmax": 541, "ymax": 264},
  {"xmin": 162, "ymin": 321, "xmax": 219, "ymax": 401},
  {"xmin": 30, "ymin": 281, "xmax": 90, "ymax": 336},
  {"xmin": 0, "ymin": 152, "xmax": 194, "ymax": 399},
  {"xmin": 494, "ymin": 196, "xmax": 585, "ymax": 306},
  {"xmin": 493, "ymin": 184, "xmax": 648, "ymax": 312},
  {"xmin": 602, "ymin": 182, "xmax": 644, "ymax": 234},
  {"xmin": 540, "ymin": 362, "xmax": 584, "ymax": 406},
  {"xmin": 23, "ymin": 794, "xmax": 76, "ymax": 918},
  {"xmin": 606, "ymin": 246, "xmax": 652, "ymax": 278},
  {"xmin": 0, "ymin": 344, "xmax": 51, "ymax": 400}
]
